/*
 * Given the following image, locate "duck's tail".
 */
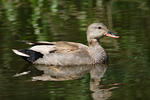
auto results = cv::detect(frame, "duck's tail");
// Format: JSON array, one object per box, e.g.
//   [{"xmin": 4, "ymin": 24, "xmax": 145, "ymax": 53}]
[
  {"xmin": 12, "ymin": 49, "xmax": 43, "ymax": 63},
  {"xmin": 12, "ymin": 49, "xmax": 30, "ymax": 57}
]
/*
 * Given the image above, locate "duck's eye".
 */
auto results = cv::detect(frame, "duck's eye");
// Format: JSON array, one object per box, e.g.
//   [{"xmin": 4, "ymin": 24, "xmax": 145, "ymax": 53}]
[{"xmin": 98, "ymin": 26, "xmax": 101, "ymax": 29}]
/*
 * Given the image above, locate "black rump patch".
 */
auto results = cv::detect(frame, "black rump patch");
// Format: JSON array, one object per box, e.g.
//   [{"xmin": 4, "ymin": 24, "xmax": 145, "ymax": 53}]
[{"xmin": 19, "ymin": 49, "xmax": 43, "ymax": 63}]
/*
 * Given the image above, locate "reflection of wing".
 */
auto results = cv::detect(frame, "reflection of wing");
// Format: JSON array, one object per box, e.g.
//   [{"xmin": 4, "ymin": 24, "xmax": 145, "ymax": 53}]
[
  {"xmin": 32, "ymin": 64, "xmax": 93, "ymax": 81},
  {"xmin": 32, "ymin": 64, "xmax": 107, "ymax": 82}
]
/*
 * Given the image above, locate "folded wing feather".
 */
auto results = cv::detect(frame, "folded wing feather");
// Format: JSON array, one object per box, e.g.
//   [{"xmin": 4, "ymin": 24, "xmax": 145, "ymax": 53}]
[{"xmin": 29, "ymin": 41, "xmax": 88, "ymax": 55}]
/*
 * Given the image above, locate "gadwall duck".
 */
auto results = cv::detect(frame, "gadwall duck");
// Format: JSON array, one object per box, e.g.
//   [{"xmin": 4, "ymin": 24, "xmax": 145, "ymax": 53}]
[{"xmin": 12, "ymin": 23, "xmax": 119, "ymax": 65}]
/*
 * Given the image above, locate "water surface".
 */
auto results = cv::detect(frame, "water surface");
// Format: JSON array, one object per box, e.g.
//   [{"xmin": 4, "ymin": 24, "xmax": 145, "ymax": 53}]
[{"xmin": 0, "ymin": 0, "xmax": 150, "ymax": 100}]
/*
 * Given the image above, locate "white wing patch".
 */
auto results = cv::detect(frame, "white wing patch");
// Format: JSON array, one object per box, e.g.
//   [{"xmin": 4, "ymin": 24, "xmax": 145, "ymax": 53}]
[
  {"xmin": 12, "ymin": 49, "xmax": 30, "ymax": 57},
  {"xmin": 30, "ymin": 45, "xmax": 55, "ymax": 55}
]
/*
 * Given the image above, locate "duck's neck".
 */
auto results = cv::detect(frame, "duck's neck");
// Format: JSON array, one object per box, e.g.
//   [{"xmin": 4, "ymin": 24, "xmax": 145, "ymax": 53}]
[{"xmin": 88, "ymin": 39, "xmax": 100, "ymax": 47}]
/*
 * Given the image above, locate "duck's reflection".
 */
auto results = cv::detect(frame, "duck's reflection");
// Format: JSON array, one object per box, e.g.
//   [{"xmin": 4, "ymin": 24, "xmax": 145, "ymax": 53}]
[
  {"xmin": 89, "ymin": 64, "xmax": 111, "ymax": 100},
  {"xmin": 32, "ymin": 64, "xmax": 93, "ymax": 81},
  {"xmin": 32, "ymin": 64, "xmax": 112, "ymax": 100},
  {"xmin": 14, "ymin": 63, "xmax": 114, "ymax": 100}
]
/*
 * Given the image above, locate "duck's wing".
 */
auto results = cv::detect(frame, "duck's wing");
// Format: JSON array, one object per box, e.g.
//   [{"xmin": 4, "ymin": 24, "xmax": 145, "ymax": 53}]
[
  {"xmin": 12, "ymin": 41, "xmax": 92, "ymax": 65},
  {"xmin": 24, "ymin": 41, "xmax": 55, "ymax": 46},
  {"xmin": 29, "ymin": 41, "xmax": 88, "ymax": 54},
  {"xmin": 22, "ymin": 41, "xmax": 86, "ymax": 52}
]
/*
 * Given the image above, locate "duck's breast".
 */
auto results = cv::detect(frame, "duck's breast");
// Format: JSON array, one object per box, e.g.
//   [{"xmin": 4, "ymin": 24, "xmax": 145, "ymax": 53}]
[{"xmin": 88, "ymin": 46, "xmax": 108, "ymax": 64}]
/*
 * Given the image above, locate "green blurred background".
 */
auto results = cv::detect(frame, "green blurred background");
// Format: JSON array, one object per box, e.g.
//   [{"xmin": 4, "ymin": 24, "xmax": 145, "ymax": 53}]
[{"xmin": 0, "ymin": 0, "xmax": 150, "ymax": 100}]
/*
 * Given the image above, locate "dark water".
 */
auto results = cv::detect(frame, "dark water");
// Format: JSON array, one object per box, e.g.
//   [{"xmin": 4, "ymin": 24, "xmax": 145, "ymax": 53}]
[{"xmin": 1, "ymin": 0, "xmax": 150, "ymax": 100}]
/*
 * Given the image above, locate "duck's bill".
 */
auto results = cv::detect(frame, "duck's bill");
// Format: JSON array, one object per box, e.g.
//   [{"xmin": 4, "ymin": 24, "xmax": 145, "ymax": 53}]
[{"xmin": 105, "ymin": 31, "xmax": 120, "ymax": 38}]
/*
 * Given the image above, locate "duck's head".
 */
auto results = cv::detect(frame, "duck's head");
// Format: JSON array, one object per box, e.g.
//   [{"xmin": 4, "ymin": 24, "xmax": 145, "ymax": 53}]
[{"xmin": 86, "ymin": 23, "xmax": 119, "ymax": 44}]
